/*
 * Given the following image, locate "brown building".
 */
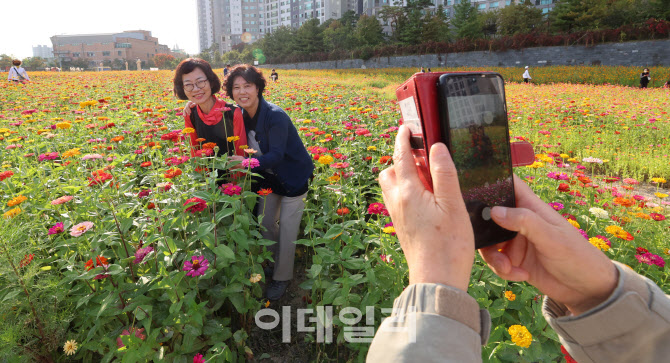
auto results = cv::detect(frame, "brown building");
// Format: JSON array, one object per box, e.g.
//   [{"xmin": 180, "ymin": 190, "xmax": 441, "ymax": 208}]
[{"xmin": 51, "ymin": 30, "xmax": 174, "ymax": 68}]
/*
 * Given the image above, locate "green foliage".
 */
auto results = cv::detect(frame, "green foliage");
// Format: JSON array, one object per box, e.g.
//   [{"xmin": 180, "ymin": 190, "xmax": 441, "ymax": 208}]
[
  {"xmin": 355, "ymin": 15, "xmax": 385, "ymax": 48},
  {"xmin": 498, "ymin": 1, "xmax": 545, "ymax": 36},
  {"xmin": 452, "ymin": 0, "xmax": 483, "ymax": 39},
  {"xmin": 422, "ymin": 5, "xmax": 452, "ymax": 43}
]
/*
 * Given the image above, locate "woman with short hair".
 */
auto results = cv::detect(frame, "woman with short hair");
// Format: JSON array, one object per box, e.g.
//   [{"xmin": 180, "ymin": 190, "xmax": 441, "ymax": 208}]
[
  {"xmin": 173, "ymin": 58, "xmax": 247, "ymax": 182},
  {"xmin": 8, "ymin": 60, "xmax": 31, "ymax": 83},
  {"xmin": 225, "ymin": 64, "xmax": 314, "ymax": 300}
]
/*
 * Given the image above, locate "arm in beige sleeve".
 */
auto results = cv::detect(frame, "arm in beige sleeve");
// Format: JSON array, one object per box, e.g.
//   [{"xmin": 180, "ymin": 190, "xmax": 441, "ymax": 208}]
[
  {"xmin": 543, "ymin": 261, "xmax": 670, "ymax": 363},
  {"xmin": 367, "ymin": 283, "xmax": 490, "ymax": 362}
]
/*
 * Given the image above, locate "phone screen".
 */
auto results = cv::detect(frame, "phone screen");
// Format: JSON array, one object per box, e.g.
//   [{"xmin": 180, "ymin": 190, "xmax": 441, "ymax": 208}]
[{"xmin": 438, "ymin": 73, "xmax": 517, "ymax": 248}]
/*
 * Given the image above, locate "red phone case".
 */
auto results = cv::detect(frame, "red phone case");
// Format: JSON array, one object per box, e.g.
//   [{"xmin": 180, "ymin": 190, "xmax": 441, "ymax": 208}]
[{"xmin": 396, "ymin": 72, "xmax": 535, "ymax": 191}]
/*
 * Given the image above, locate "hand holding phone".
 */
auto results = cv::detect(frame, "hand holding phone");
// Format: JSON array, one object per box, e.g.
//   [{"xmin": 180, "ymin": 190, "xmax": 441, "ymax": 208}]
[{"xmin": 379, "ymin": 125, "xmax": 475, "ymax": 292}]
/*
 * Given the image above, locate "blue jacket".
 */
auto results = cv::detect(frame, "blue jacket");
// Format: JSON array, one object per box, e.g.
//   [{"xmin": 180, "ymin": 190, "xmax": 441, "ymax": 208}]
[{"xmin": 242, "ymin": 97, "xmax": 314, "ymax": 195}]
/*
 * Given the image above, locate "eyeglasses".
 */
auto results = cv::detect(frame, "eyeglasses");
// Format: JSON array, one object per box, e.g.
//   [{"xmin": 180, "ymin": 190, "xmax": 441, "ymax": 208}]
[{"xmin": 184, "ymin": 79, "xmax": 209, "ymax": 92}]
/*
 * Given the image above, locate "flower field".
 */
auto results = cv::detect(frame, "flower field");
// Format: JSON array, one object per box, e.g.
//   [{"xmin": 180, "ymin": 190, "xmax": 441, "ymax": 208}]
[{"xmin": 0, "ymin": 68, "xmax": 668, "ymax": 362}]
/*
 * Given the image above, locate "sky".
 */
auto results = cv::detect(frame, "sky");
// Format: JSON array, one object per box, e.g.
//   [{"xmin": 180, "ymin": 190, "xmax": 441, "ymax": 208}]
[{"xmin": 0, "ymin": 0, "xmax": 199, "ymax": 59}]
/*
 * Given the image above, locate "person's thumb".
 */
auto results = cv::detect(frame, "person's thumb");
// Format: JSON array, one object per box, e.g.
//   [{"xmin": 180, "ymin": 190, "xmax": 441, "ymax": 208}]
[
  {"xmin": 490, "ymin": 206, "xmax": 548, "ymax": 247},
  {"xmin": 429, "ymin": 143, "xmax": 464, "ymax": 208}
]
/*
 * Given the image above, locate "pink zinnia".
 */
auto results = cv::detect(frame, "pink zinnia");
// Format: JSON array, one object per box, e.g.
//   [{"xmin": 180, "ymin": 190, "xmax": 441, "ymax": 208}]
[
  {"xmin": 548, "ymin": 202, "xmax": 564, "ymax": 211},
  {"xmin": 183, "ymin": 255, "xmax": 209, "ymax": 277},
  {"xmin": 193, "ymin": 354, "xmax": 205, "ymax": 363},
  {"xmin": 367, "ymin": 202, "xmax": 389, "ymax": 216},
  {"xmin": 51, "ymin": 195, "xmax": 73, "ymax": 205},
  {"xmin": 330, "ymin": 162, "xmax": 350, "ymax": 169},
  {"xmin": 81, "ymin": 153, "xmax": 103, "ymax": 160},
  {"xmin": 70, "ymin": 221, "xmax": 94, "ymax": 237},
  {"xmin": 183, "ymin": 197, "xmax": 207, "ymax": 213},
  {"xmin": 134, "ymin": 246, "xmax": 154, "ymax": 264},
  {"xmin": 137, "ymin": 190, "xmax": 151, "ymax": 198},
  {"xmin": 221, "ymin": 184, "xmax": 242, "ymax": 196},
  {"xmin": 48, "ymin": 222, "xmax": 64, "ymax": 235},
  {"xmin": 636, "ymin": 253, "xmax": 665, "ymax": 268},
  {"xmin": 241, "ymin": 158, "xmax": 260, "ymax": 168}
]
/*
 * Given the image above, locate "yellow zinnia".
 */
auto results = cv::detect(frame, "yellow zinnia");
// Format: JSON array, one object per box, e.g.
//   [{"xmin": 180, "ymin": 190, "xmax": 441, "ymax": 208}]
[
  {"xmin": 508, "ymin": 325, "xmax": 532, "ymax": 348},
  {"xmin": 318, "ymin": 155, "xmax": 334, "ymax": 165},
  {"xmin": 3, "ymin": 207, "xmax": 21, "ymax": 219},
  {"xmin": 589, "ymin": 237, "xmax": 610, "ymax": 252}
]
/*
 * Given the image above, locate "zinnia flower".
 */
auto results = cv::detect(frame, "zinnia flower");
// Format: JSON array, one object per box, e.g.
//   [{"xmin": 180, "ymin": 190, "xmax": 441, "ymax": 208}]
[
  {"xmin": 164, "ymin": 168, "xmax": 183, "ymax": 179},
  {"xmin": 367, "ymin": 203, "xmax": 389, "ymax": 216},
  {"xmin": 337, "ymin": 207, "xmax": 350, "ymax": 216},
  {"xmin": 63, "ymin": 340, "xmax": 78, "ymax": 356},
  {"xmin": 636, "ymin": 253, "xmax": 665, "ymax": 268},
  {"xmin": 81, "ymin": 153, "xmax": 103, "ymax": 160},
  {"xmin": 241, "ymin": 158, "xmax": 260, "ymax": 168},
  {"xmin": 221, "ymin": 184, "xmax": 242, "ymax": 196},
  {"xmin": 318, "ymin": 155, "xmax": 334, "ymax": 165},
  {"xmin": 589, "ymin": 237, "xmax": 610, "ymax": 252},
  {"xmin": 589, "ymin": 207, "xmax": 609, "ymax": 219},
  {"xmin": 257, "ymin": 188, "xmax": 272, "ymax": 196},
  {"xmin": 382, "ymin": 222, "xmax": 396, "ymax": 235},
  {"xmin": 7, "ymin": 195, "xmax": 27, "ymax": 207},
  {"xmin": 0, "ymin": 170, "xmax": 15, "ymax": 181},
  {"xmin": 193, "ymin": 353, "xmax": 205, "ymax": 363},
  {"xmin": 508, "ymin": 325, "xmax": 532, "ymax": 348},
  {"xmin": 184, "ymin": 197, "xmax": 207, "ymax": 213},
  {"xmin": 3, "ymin": 207, "xmax": 21, "ymax": 219},
  {"xmin": 548, "ymin": 202, "xmax": 564, "ymax": 211},
  {"xmin": 582, "ymin": 157, "xmax": 603, "ymax": 164},
  {"xmin": 183, "ymin": 255, "xmax": 209, "ymax": 277},
  {"xmin": 134, "ymin": 246, "xmax": 154, "ymax": 264},
  {"xmin": 70, "ymin": 221, "xmax": 94, "ymax": 237},
  {"xmin": 51, "ymin": 195, "xmax": 73, "ymax": 205},
  {"xmin": 650, "ymin": 213, "xmax": 666, "ymax": 221},
  {"xmin": 48, "ymin": 222, "xmax": 65, "ymax": 235}
]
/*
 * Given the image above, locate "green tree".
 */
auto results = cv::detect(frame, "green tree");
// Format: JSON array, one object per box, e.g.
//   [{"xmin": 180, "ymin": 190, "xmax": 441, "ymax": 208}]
[
  {"xmin": 21, "ymin": 57, "xmax": 47, "ymax": 70},
  {"xmin": 478, "ymin": 8, "xmax": 500, "ymax": 38},
  {"xmin": 258, "ymin": 26, "xmax": 297, "ymax": 61},
  {"xmin": 1, "ymin": 54, "xmax": 15, "ymax": 70},
  {"xmin": 295, "ymin": 18, "xmax": 324, "ymax": 54},
  {"xmin": 499, "ymin": 1, "xmax": 545, "ymax": 36},
  {"xmin": 422, "ymin": 5, "xmax": 451, "ymax": 42},
  {"xmin": 396, "ymin": 0, "xmax": 433, "ymax": 44},
  {"xmin": 355, "ymin": 15, "xmax": 385, "ymax": 47},
  {"xmin": 222, "ymin": 50, "xmax": 242, "ymax": 65},
  {"xmin": 549, "ymin": 0, "xmax": 608, "ymax": 32},
  {"xmin": 452, "ymin": 0, "xmax": 483, "ymax": 39},
  {"xmin": 379, "ymin": 1, "xmax": 408, "ymax": 42},
  {"xmin": 322, "ymin": 20, "xmax": 356, "ymax": 51},
  {"xmin": 152, "ymin": 54, "xmax": 176, "ymax": 69}
]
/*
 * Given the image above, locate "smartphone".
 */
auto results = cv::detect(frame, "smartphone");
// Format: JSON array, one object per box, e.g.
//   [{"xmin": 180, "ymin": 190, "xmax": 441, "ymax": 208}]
[{"xmin": 437, "ymin": 73, "xmax": 517, "ymax": 249}]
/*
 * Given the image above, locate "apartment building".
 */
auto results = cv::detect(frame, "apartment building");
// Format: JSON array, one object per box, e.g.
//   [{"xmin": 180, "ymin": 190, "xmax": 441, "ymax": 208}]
[
  {"xmin": 32, "ymin": 45, "xmax": 54, "ymax": 59},
  {"xmin": 198, "ymin": 0, "xmax": 555, "ymax": 52},
  {"xmin": 50, "ymin": 30, "xmax": 171, "ymax": 67}
]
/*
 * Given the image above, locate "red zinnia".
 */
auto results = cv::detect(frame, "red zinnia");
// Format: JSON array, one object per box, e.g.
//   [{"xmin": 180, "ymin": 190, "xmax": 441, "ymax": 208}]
[
  {"xmin": 0, "ymin": 170, "xmax": 14, "ymax": 181},
  {"xmin": 257, "ymin": 188, "xmax": 273, "ymax": 196},
  {"xmin": 557, "ymin": 183, "xmax": 570, "ymax": 192},
  {"xmin": 88, "ymin": 170, "xmax": 113, "ymax": 186},
  {"xmin": 183, "ymin": 197, "xmax": 207, "ymax": 213},
  {"xmin": 140, "ymin": 161, "xmax": 152, "ymax": 167},
  {"xmin": 379, "ymin": 156, "xmax": 392, "ymax": 165},
  {"xmin": 367, "ymin": 203, "xmax": 389, "ymax": 216},
  {"xmin": 337, "ymin": 207, "xmax": 350, "ymax": 216},
  {"xmin": 650, "ymin": 213, "xmax": 666, "ymax": 221},
  {"xmin": 636, "ymin": 247, "xmax": 649, "ymax": 255},
  {"xmin": 164, "ymin": 168, "xmax": 182, "ymax": 179}
]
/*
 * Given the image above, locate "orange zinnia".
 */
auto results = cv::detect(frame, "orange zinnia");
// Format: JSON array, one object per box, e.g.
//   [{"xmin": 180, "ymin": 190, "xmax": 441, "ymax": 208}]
[
  {"xmin": 613, "ymin": 197, "xmax": 635, "ymax": 207},
  {"xmin": 257, "ymin": 188, "xmax": 273, "ymax": 196},
  {"xmin": 202, "ymin": 142, "xmax": 217, "ymax": 150},
  {"xmin": 164, "ymin": 168, "xmax": 182, "ymax": 179}
]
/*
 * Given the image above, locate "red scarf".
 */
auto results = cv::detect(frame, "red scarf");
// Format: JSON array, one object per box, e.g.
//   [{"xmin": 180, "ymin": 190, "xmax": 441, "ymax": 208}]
[{"xmin": 193, "ymin": 97, "xmax": 247, "ymax": 156}]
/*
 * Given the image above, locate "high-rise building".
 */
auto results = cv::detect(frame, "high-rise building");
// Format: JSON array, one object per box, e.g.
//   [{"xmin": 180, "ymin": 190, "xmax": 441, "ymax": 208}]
[
  {"xmin": 32, "ymin": 45, "xmax": 54, "ymax": 59},
  {"xmin": 197, "ymin": 0, "xmax": 555, "ymax": 53}
]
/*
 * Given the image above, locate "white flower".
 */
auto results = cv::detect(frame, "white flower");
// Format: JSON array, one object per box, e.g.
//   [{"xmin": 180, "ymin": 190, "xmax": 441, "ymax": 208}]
[
  {"xmin": 63, "ymin": 340, "xmax": 78, "ymax": 356},
  {"xmin": 589, "ymin": 207, "xmax": 609, "ymax": 219},
  {"xmin": 582, "ymin": 157, "xmax": 603, "ymax": 164}
]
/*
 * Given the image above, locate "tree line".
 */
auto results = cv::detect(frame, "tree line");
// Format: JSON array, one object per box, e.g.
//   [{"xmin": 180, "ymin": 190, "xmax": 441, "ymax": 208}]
[{"xmin": 199, "ymin": 0, "xmax": 669, "ymax": 65}]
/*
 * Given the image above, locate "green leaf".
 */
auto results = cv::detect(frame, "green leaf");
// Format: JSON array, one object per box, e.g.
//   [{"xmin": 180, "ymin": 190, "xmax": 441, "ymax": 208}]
[
  {"xmin": 97, "ymin": 292, "xmax": 118, "ymax": 319},
  {"xmin": 307, "ymin": 264, "xmax": 322, "ymax": 278},
  {"xmin": 324, "ymin": 225, "xmax": 344, "ymax": 239},
  {"xmin": 2, "ymin": 289, "xmax": 21, "ymax": 302},
  {"xmin": 212, "ymin": 244, "xmax": 236, "ymax": 261}
]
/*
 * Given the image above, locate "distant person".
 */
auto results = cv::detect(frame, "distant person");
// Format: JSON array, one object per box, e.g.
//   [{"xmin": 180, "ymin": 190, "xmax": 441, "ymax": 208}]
[
  {"xmin": 427, "ymin": 68, "xmax": 431, "ymax": 72},
  {"xmin": 223, "ymin": 64, "xmax": 231, "ymax": 78},
  {"xmin": 420, "ymin": 67, "xmax": 426, "ymax": 73},
  {"xmin": 270, "ymin": 69, "xmax": 278, "ymax": 82},
  {"xmin": 640, "ymin": 68, "xmax": 651, "ymax": 88},
  {"xmin": 522, "ymin": 66, "xmax": 531, "ymax": 84},
  {"xmin": 8, "ymin": 60, "xmax": 30, "ymax": 83},
  {"xmin": 664, "ymin": 78, "xmax": 670, "ymax": 89}
]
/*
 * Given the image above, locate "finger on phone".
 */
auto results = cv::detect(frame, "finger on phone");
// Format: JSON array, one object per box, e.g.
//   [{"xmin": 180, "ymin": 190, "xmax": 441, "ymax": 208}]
[
  {"xmin": 480, "ymin": 246, "xmax": 530, "ymax": 281},
  {"xmin": 378, "ymin": 166, "xmax": 398, "ymax": 196},
  {"xmin": 392, "ymin": 125, "xmax": 422, "ymax": 187},
  {"xmin": 429, "ymin": 142, "xmax": 463, "ymax": 205}
]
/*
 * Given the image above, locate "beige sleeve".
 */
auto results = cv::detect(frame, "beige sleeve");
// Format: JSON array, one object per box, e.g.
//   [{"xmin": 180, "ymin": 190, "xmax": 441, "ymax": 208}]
[
  {"xmin": 367, "ymin": 283, "xmax": 490, "ymax": 362},
  {"xmin": 543, "ymin": 261, "xmax": 670, "ymax": 363}
]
